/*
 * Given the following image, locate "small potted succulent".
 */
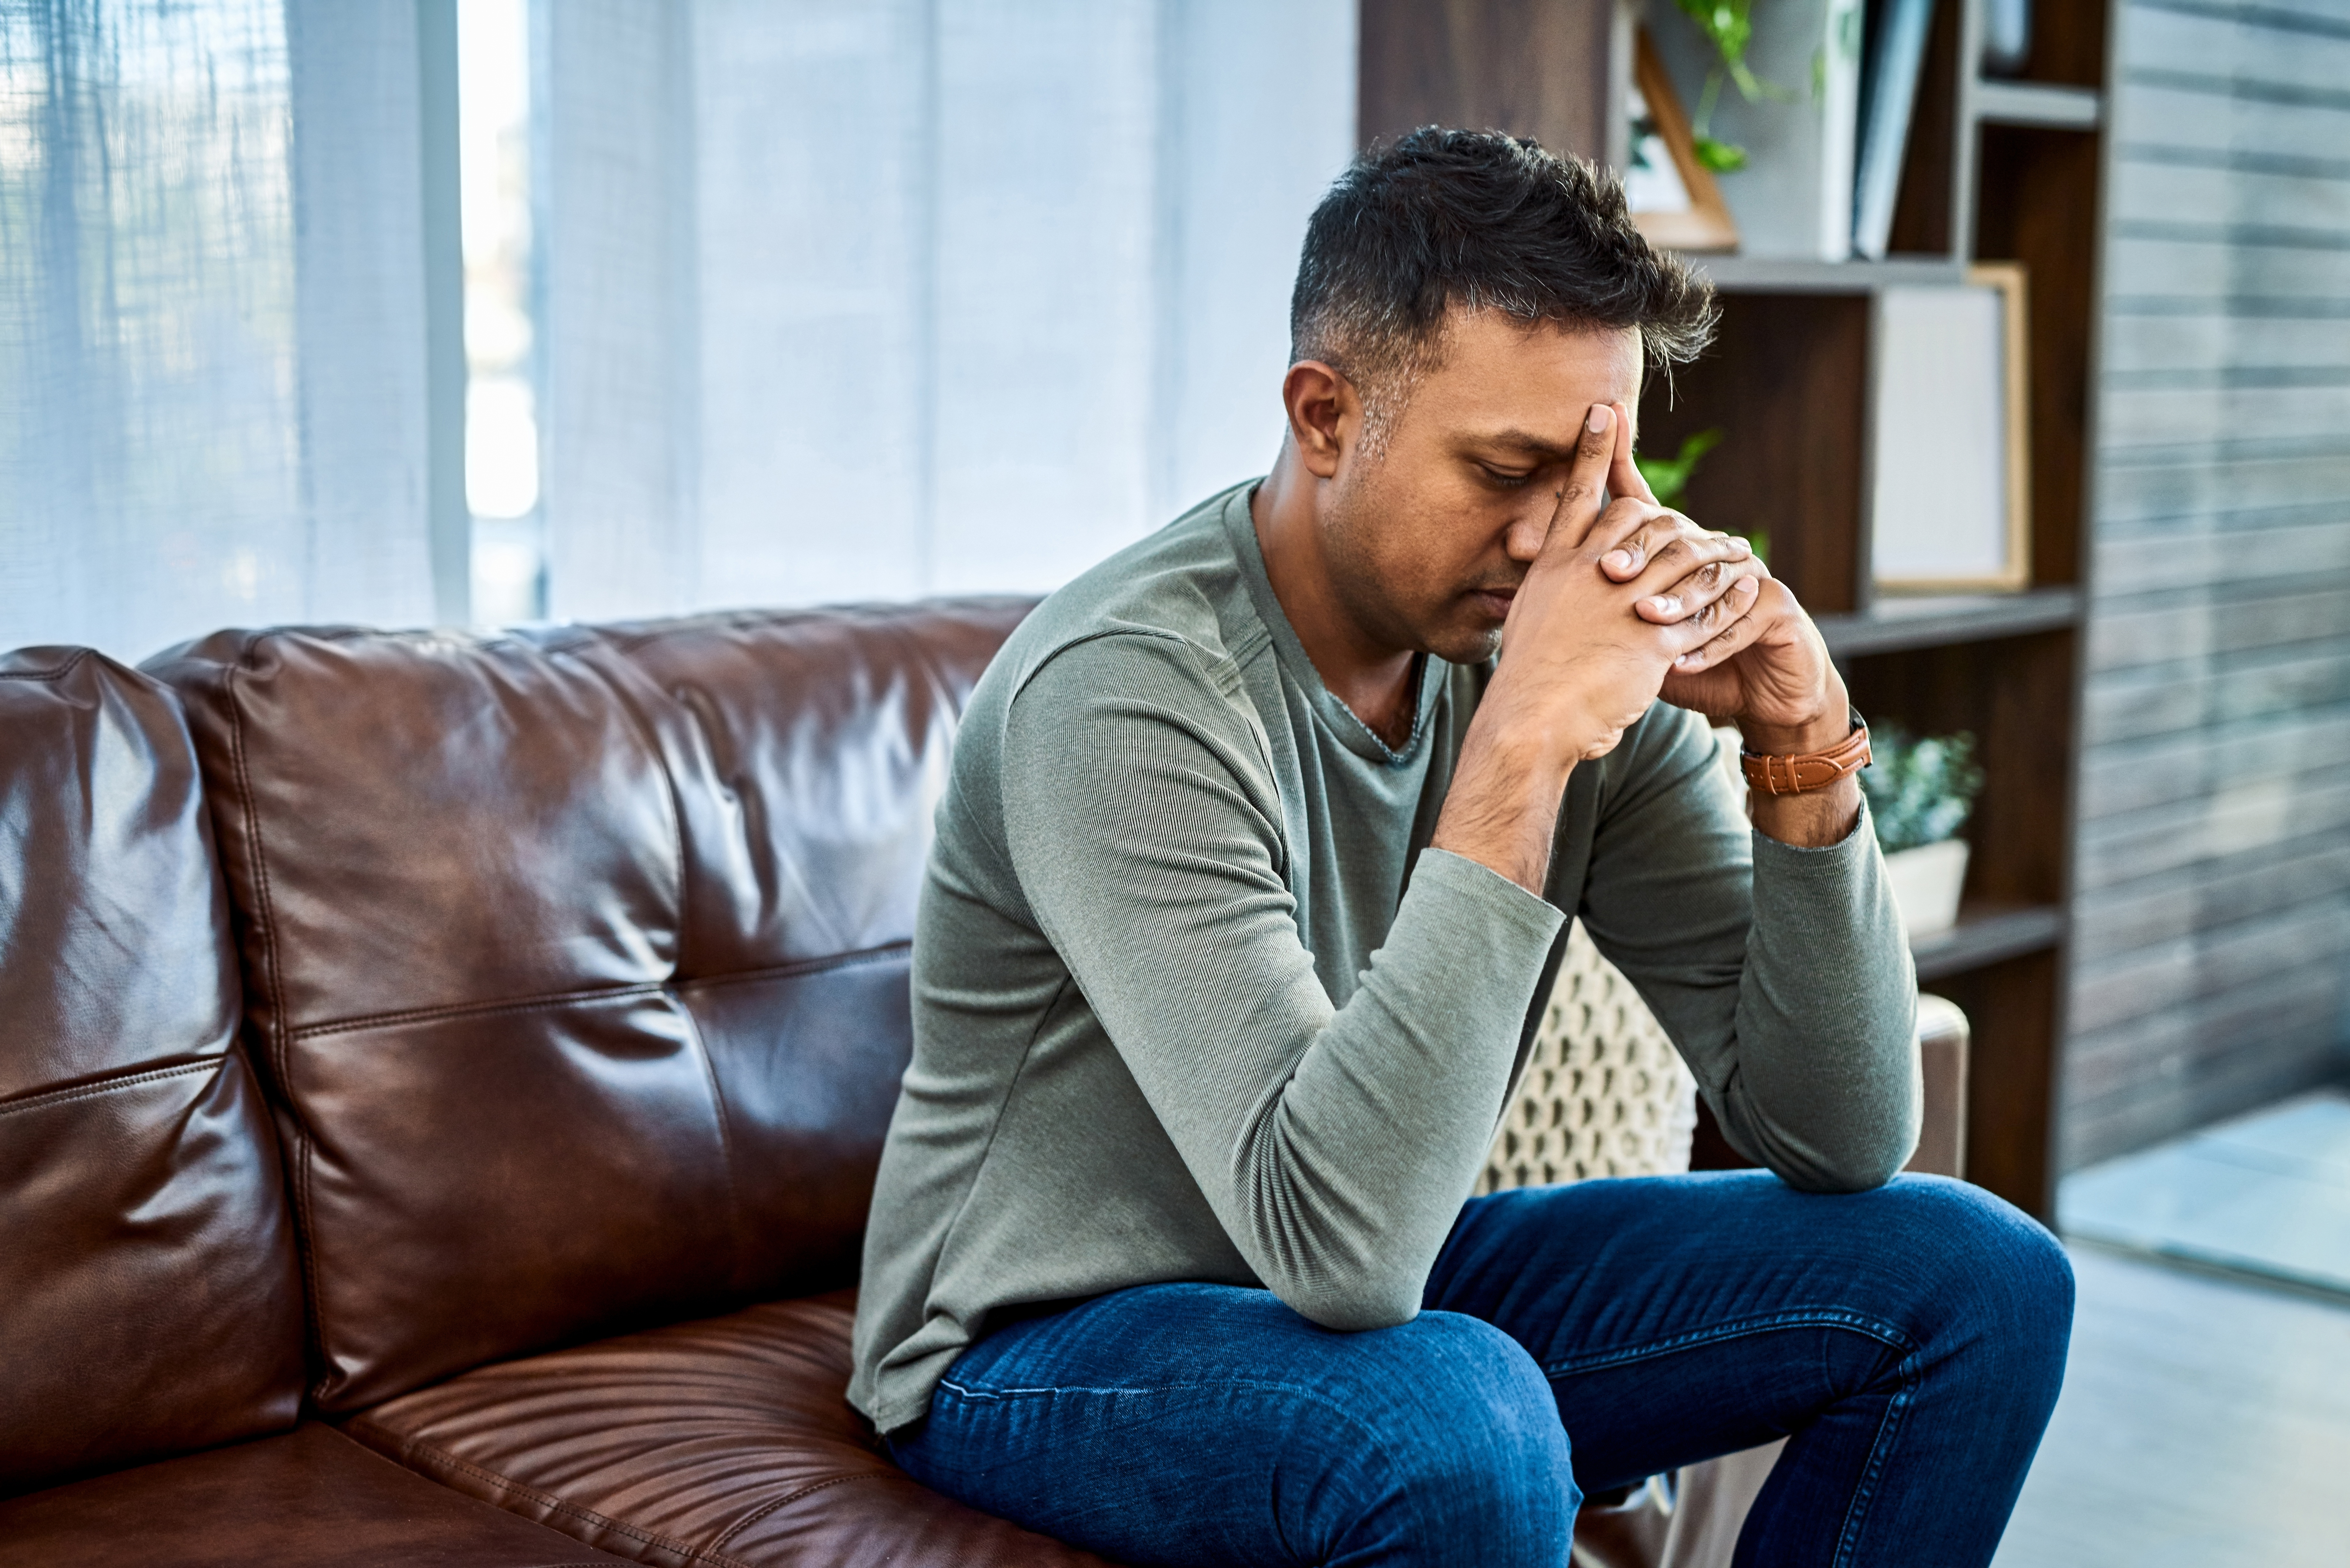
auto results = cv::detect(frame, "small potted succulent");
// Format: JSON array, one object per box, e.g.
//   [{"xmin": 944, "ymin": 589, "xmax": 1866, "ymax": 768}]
[{"xmin": 1861, "ymin": 726, "xmax": 1983, "ymax": 935}]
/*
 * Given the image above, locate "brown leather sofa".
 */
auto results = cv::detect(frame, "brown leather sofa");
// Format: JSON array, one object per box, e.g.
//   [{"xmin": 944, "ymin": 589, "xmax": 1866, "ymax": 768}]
[
  {"xmin": 1, "ymin": 601, "xmax": 1111, "ymax": 1566},
  {"xmin": 0, "ymin": 600, "xmax": 1965, "ymax": 1568}
]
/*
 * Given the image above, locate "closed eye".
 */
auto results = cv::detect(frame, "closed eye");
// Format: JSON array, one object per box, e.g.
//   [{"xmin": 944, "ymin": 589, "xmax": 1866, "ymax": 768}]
[{"xmin": 1479, "ymin": 464, "xmax": 1536, "ymax": 489}]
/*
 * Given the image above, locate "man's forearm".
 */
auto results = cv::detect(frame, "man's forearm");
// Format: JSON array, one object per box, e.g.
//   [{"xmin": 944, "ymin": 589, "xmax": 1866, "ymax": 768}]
[
  {"xmin": 1429, "ymin": 699, "xmax": 1574, "ymax": 894},
  {"xmin": 1749, "ymin": 773, "xmax": 1862, "ymax": 848}
]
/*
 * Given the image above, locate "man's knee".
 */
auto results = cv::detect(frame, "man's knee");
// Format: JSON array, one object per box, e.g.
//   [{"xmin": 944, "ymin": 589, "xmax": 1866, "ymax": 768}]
[
  {"xmin": 1884, "ymin": 1175, "xmax": 2074, "ymax": 1373},
  {"xmin": 1345, "ymin": 1313, "xmax": 1576, "ymax": 1560}
]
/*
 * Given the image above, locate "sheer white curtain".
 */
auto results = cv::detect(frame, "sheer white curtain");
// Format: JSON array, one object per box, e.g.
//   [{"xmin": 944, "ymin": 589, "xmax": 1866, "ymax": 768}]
[
  {"xmin": 537, "ymin": 0, "xmax": 1357, "ymax": 622},
  {"xmin": 0, "ymin": 0, "xmax": 436, "ymax": 660}
]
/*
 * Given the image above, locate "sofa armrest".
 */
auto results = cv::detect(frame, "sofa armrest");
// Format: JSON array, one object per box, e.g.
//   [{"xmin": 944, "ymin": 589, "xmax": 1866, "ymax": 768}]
[{"xmin": 1905, "ymin": 993, "xmax": 1970, "ymax": 1180}]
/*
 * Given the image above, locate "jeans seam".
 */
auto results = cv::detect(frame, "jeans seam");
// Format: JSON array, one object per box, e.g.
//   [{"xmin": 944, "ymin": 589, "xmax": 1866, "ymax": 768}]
[
  {"xmin": 1535, "ymin": 1307, "xmax": 1919, "ymax": 1379},
  {"xmin": 1831, "ymin": 1358, "xmax": 1922, "ymax": 1568},
  {"xmin": 937, "ymin": 1373, "xmax": 1386, "ymax": 1436},
  {"xmin": 931, "ymin": 1371, "xmax": 1408, "ymax": 1545}
]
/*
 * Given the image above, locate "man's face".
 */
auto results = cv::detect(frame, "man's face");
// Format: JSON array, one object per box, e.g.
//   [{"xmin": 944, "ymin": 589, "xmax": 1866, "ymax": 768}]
[{"xmin": 1320, "ymin": 313, "xmax": 1644, "ymax": 665}]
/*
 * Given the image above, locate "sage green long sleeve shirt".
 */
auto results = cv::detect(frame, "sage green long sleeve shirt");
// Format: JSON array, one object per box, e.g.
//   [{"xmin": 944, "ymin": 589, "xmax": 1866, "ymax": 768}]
[{"xmin": 848, "ymin": 481, "xmax": 1919, "ymax": 1434}]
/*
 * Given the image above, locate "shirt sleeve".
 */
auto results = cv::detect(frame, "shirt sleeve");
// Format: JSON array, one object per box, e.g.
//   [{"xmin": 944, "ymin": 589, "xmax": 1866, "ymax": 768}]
[
  {"xmin": 997, "ymin": 633, "xmax": 1564, "ymax": 1330},
  {"xmin": 1574, "ymin": 706, "xmax": 1921, "ymax": 1191}
]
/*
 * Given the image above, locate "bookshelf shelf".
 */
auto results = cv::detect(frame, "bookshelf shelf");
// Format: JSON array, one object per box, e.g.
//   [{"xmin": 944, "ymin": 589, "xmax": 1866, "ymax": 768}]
[
  {"xmin": 1912, "ymin": 903, "xmax": 2065, "ymax": 983},
  {"xmin": 1687, "ymin": 255, "xmax": 1967, "ymax": 294},
  {"xmin": 1974, "ymin": 80, "xmax": 2102, "ymax": 130},
  {"xmin": 1817, "ymin": 588, "xmax": 2082, "ymax": 658}
]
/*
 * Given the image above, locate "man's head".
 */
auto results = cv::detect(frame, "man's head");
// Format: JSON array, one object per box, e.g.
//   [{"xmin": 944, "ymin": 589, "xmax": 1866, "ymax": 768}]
[{"xmin": 1277, "ymin": 129, "xmax": 1716, "ymax": 664}]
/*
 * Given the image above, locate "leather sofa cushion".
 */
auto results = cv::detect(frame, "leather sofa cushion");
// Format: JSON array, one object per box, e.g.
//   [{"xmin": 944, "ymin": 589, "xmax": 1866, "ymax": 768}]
[
  {"xmin": 345, "ymin": 1291, "xmax": 1112, "ymax": 1568},
  {"xmin": 0, "ymin": 649, "xmax": 304, "ymax": 1493},
  {"xmin": 0, "ymin": 1422, "xmax": 632, "ymax": 1567},
  {"xmin": 146, "ymin": 601, "xmax": 1030, "ymax": 1413}
]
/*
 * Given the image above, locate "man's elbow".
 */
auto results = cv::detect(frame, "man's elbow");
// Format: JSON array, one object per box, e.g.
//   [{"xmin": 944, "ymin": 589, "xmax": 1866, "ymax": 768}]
[
  {"xmin": 1275, "ymin": 1269, "xmax": 1426, "ymax": 1333},
  {"xmin": 1775, "ymin": 1115, "xmax": 1920, "ymax": 1194}
]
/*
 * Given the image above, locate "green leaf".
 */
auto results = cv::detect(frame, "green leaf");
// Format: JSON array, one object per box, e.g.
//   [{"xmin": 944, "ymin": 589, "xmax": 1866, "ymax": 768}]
[
  {"xmin": 1859, "ymin": 725, "xmax": 1986, "ymax": 854},
  {"xmin": 1634, "ymin": 427, "xmax": 1725, "ymax": 510},
  {"xmin": 1693, "ymin": 135, "xmax": 1747, "ymax": 173}
]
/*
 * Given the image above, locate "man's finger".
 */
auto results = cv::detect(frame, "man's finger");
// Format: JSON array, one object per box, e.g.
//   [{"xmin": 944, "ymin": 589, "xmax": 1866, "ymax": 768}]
[
  {"xmin": 1634, "ymin": 552, "xmax": 1763, "ymax": 625},
  {"xmin": 1671, "ymin": 578, "xmax": 1764, "ymax": 666},
  {"xmin": 1626, "ymin": 531, "xmax": 1756, "ymax": 608},
  {"xmin": 1607, "ymin": 401, "xmax": 1654, "ymax": 506},
  {"xmin": 1548, "ymin": 404, "xmax": 1621, "ymax": 551},
  {"xmin": 1606, "ymin": 517, "xmax": 1748, "ymax": 583}
]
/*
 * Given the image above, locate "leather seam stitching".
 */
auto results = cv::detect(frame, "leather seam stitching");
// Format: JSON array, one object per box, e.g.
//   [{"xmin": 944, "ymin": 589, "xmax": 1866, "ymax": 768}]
[
  {"xmin": 0, "ymin": 649, "xmax": 90, "ymax": 681},
  {"xmin": 394, "ymin": 1437, "xmax": 757, "ymax": 1568},
  {"xmin": 705, "ymin": 1473, "xmax": 891, "ymax": 1551},
  {"xmin": 0, "ymin": 1058, "xmax": 215, "ymax": 1118},
  {"xmin": 676, "ymin": 943, "xmax": 908, "ymax": 991},
  {"xmin": 226, "ymin": 646, "xmax": 330, "ymax": 1395},
  {"xmin": 685, "ymin": 996, "xmax": 749, "ymax": 1294},
  {"xmin": 286, "ymin": 944, "xmax": 911, "ymax": 1041},
  {"xmin": 290, "ymin": 982, "xmax": 669, "ymax": 1041}
]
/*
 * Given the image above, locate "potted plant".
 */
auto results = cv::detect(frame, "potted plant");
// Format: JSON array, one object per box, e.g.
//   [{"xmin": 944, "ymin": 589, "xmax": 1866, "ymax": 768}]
[{"xmin": 1860, "ymin": 725, "xmax": 1983, "ymax": 935}]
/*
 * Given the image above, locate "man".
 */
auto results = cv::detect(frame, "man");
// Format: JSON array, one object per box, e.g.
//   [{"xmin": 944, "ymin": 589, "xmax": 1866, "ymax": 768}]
[{"xmin": 850, "ymin": 130, "xmax": 2071, "ymax": 1567}]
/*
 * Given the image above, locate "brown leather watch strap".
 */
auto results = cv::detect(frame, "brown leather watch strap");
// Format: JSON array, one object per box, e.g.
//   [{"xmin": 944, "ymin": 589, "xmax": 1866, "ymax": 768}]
[{"xmin": 1741, "ymin": 712, "xmax": 1872, "ymax": 796}]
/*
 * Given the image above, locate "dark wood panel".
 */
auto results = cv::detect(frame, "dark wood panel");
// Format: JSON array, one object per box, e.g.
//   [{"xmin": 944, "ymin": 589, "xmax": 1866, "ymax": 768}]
[
  {"xmin": 1934, "ymin": 946, "xmax": 2061, "ymax": 1217},
  {"xmin": 1975, "ymin": 123, "xmax": 2104, "ymax": 587},
  {"xmin": 2010, "ymin": 0, "xmax": 2110, "ymax": 89},
  {"xmin": 1816, "ymin": 586, "xmax": 2081, "ymax": 656},
  {"xmin": 1886, "ymin": 0, "xmax": 1965, "ymax": 256},
  {"xmin": 1639, "ymin": 292, "xmax": 1871, "ymax": 614},
  {"xmin": 1843, "ymin": 629, "xmax": 2079, "ymax": 909},
  {"xmin": 1913, "ymin": 902, "xmax": 2065, "ymax": 981},
  {"xmin": 1357, "ymin": 0, "xmax": 1614, "ymax": 156},
  {"xmin": 2062, "ymin": 979, "xmax": 2348, "ymax": 1167}
]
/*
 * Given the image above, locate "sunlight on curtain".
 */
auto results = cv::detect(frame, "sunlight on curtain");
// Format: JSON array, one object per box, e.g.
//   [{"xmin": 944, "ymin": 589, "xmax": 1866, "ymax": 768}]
[
  {"xmin": 533, "ymin": 0, "xmax": 1355, "ymax": 622},
  {"xmin": 0, "ymin": 0, "xmax": 433, "ymax": 660}
]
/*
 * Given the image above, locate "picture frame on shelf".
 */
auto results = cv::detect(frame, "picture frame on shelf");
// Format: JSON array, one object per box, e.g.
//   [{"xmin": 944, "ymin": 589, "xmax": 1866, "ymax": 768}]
[
  {"xmin": 1870, "ymin": 262, "xmax": 2034, "ymax": 593},
  {"xmin": 1625, "ymin": 27, "xmax": 1739, "ymax": 254}
]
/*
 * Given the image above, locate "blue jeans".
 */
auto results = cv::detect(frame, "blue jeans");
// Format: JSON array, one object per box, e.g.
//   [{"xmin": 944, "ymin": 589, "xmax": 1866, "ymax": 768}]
[{"xmin": 888, "ymin": 1172, "xmax": 2073, "ymax": 1567}]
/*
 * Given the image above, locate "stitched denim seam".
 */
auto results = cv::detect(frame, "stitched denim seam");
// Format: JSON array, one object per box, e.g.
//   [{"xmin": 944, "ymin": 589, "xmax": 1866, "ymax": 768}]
[
  {"xmin": 1532, "ymin": 1308, "xmax": 1925, "ymax": 1568},
  {"xmin": 1831, "ymin": 1360, "xmax": 1922, "ymax": 1568},
  {"xmin": 1535, "ymin": 1307, "xmax": 1919, "ymax": 1379},
  {"xmin": 934, "ymin": 1371, "xmax": 1502, "ymax": 1554},
  {"xmin": 936, "ymin": 1373, "xmax": 1389, "ymax": 1446}
]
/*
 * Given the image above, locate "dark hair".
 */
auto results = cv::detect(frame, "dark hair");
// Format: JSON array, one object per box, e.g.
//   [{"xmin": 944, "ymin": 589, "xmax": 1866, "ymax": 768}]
[{"xmin": 1290, "ymin": 128, "xmax": 1717, "ymax": 435}]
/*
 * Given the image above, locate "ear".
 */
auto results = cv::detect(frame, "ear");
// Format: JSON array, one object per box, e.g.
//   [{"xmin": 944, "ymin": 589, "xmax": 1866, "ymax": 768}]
[{"xmin": 1281, "ymin": 360, "xmax": 1357, "ymax": 480}]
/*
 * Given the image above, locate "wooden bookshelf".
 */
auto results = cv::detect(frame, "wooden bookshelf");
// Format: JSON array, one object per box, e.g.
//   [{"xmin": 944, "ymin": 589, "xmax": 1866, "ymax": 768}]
[{"xmin": 1360, "ymin": 0, "xmax": 2111, "ymax": 1219}]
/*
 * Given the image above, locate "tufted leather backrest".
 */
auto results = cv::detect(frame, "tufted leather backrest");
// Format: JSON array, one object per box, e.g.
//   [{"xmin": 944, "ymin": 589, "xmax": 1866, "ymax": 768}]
[
  {"xmin": 0, "ymin": 649, "xmax": 306, "ymax": 1494},
  {"xmin": 146, "ymin": 601, "xmax": 1030, "ymax": 1414}
]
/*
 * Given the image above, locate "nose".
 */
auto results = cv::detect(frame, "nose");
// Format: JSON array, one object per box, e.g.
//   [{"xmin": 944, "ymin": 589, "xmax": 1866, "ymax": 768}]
[{"xmin": 1503, "ymin": 504, "xmax": 1552, "ymax": 562}]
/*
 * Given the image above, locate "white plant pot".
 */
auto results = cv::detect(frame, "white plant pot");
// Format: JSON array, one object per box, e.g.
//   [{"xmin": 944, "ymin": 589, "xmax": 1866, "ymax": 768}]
[{"xmin": 1883, "ymin": 840, "xmax": 1969, "ymax": 936}]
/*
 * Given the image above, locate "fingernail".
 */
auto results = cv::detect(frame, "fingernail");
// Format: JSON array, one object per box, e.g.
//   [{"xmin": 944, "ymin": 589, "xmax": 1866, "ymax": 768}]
[
  {"xmin": 1603, "ymin": 548, "xmax": 1635, "ymax": 571},
  {"xmin": 1674, "ymin": 653, "xmax": 1696, "ymax": 669},
  {"xmin": 1649, "ymin": 596, "xmax": 1678, "ymax": 615},
  {"xmin": 1587, "ymin": 405, "xmax": 1611, "ymax": 433}
]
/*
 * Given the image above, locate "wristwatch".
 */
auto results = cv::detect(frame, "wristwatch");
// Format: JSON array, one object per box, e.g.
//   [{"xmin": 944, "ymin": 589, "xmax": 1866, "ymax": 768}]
[{"xmin": 1740, "ymin": 708, "xmax": 1871, "ymax": 796}]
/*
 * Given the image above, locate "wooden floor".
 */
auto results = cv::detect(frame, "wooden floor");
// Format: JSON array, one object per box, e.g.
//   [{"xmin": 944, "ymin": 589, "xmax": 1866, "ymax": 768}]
[{"xmin": 1993, "ymin": 1244, "xmax": 2350, "ymax": 1567}]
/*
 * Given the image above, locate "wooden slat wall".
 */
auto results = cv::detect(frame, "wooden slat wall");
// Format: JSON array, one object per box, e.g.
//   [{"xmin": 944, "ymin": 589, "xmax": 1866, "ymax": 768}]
[{"xmin": 2066, "ymin": 0, "xmax": 2350, "ymax": 1166}]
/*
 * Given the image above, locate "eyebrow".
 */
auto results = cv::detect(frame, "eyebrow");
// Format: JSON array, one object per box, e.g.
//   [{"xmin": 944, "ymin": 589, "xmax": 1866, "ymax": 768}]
[{"xmin": 1471, "ymin": 429, "xmax": 1583, "ymax": 465}]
